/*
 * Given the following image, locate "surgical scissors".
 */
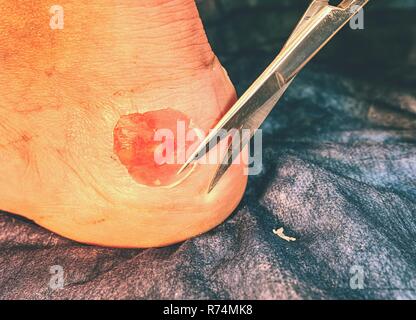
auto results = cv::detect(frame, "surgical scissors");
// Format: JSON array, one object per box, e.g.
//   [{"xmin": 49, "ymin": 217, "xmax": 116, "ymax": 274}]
[{"xmin": 178, "ymin": 0, "xmax": 370, "ymax": 192}]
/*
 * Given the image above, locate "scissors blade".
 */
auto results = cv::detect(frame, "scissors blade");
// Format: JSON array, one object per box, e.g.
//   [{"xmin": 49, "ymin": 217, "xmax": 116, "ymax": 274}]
[
  {"xmin": 207, "ymin": 77, "xmax": 293, "ymax": 193},
  {"xmin": 208, "ymin": 75, "xmax": 293, "ymax": 193}
]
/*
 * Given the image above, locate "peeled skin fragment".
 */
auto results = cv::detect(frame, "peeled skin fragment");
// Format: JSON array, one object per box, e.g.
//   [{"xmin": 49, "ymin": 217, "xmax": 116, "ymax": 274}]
[{"xmin": 113, "ymin": 108, "xmax": 198, "ymax": 187}]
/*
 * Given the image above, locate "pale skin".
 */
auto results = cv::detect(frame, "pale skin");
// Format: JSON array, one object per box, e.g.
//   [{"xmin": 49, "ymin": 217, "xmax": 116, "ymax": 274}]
[{"xmin": 0, "ymin": 0, "xmax": 247, "ymax": 247}]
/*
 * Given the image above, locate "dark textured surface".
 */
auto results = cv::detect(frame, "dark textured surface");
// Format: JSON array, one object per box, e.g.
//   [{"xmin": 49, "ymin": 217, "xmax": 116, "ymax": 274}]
[{"xmin": 1, "ymin": 0, "xmax": 415, "ymax": 299}]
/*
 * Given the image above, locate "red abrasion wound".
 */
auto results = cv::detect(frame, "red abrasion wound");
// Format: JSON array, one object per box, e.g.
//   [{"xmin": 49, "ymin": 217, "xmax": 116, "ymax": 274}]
[{"xmin": 113, "ymin": 108, "xmax": 196, "ymax": 187}]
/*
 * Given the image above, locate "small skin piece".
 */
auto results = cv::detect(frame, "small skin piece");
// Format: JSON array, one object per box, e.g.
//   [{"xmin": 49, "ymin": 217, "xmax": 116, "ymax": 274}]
[{"xmin": 273, "ymin": 228, "xmax": 297, "ymax": 242}]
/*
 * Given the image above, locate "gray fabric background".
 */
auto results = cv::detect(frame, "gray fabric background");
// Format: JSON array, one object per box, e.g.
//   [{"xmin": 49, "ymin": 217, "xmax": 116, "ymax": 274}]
[{"xmin": 1, "ymin": 0, "xmax": 415, "ymax": 299}]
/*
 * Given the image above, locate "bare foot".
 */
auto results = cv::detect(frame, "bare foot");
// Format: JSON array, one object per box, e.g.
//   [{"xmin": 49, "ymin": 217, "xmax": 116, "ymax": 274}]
[{"xmin": 0, "ymin": 0, "xmax": 247, "ymax": 247}]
